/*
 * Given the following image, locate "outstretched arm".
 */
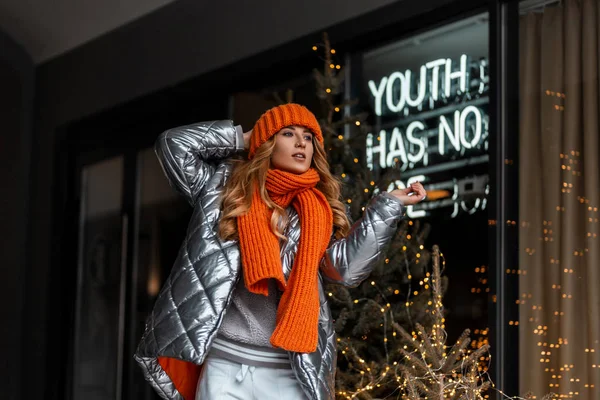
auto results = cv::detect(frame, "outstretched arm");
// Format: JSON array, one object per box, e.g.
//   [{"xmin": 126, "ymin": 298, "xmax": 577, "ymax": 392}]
[{"xmin": 320, "ymin": 182, "xmax": 426, "ymax": 287}]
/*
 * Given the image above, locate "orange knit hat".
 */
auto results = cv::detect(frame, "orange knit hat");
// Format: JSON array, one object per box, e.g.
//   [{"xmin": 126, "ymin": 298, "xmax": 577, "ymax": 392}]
[{"xmin": 249, "ymin": 103, "xmax": 323, "ymax": 159}]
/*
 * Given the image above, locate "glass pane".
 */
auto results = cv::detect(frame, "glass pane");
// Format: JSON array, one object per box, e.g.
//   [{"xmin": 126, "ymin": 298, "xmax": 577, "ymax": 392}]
[
  {"xmin": 128, "ymin": 148, "xmax": 191, "ymax": 400},
  {"xmin": 360, "ymin": 11, "xmax": 491, "ymax": 371},
  {"xmin": 518, "ymin": 0, "xmax": 600, "ymax": 398},
  {"xmin": 73, "ymin": 156, "xmax": 124, "ymax": 400}
]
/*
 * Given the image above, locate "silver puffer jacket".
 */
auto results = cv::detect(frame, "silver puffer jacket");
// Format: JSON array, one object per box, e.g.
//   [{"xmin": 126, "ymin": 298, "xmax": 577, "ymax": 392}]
[{"xmin": 134, "ymin": 120, "xmax": 405, "ymax": 400}]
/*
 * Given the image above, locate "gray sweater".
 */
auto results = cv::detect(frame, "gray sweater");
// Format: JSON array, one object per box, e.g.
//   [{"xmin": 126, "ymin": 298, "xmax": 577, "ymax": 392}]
[{"xmin": 217, "ymin": 271, "xmax": 280, "ymax": 347}]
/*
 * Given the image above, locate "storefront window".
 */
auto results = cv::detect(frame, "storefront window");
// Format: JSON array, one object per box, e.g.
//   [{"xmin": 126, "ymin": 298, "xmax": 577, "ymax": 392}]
[
  {"xmin": 518, "ymin": 0, "xmax": 600, "ymax": 397},
  {"xmin": 360, "ymin": 13, "xmax": 491, "ymax": 358},
  {"xmin": 129, "ymin": 148, "xmax": 191, "ymax": 400},
  {"xmin": 72, "ymin": 156, "xmax": 125, "ymax": 400}
]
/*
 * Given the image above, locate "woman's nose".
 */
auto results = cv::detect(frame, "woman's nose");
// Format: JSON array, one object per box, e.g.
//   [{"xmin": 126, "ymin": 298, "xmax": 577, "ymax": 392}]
[{"xmin": 295, "ymin": 138, "xmax": 306, "ymax": 148}]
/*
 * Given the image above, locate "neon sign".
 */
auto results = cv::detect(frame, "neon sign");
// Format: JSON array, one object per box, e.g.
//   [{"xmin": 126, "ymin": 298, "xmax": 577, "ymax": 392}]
[
  {"xmin": 368, "ymin": 55, "xmax": 472, "ymax": 116},
  {"xmin": 365, "ymin": 54, "xmax": 489, "ymax": 219},
  {"xmin": 366, "ymin": 104, "xmax": 485, "ymax": 169}
]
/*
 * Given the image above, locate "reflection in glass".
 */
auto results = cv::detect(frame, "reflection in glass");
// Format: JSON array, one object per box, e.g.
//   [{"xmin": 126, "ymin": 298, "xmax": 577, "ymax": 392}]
[
  {"xmin": 73, "ymin": 156, "xmax": 124, "ymax": 400},
  {"xmin": 129, "ymin": 148, "xmax": 191, "ymax": 400}
]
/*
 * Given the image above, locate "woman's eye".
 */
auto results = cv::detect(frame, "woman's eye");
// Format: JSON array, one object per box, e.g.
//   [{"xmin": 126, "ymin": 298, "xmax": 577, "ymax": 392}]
[
  {"xmin": 282, "ymin": 131, "xmax": 293, "ymax": 137},
  {"xmin": 304, "ymin": 135, "xmax": 313, "ymax": 141}
]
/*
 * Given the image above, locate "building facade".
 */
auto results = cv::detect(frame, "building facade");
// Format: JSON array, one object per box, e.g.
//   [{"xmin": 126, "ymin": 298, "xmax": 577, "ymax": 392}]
[{"xmin": 3, "ymin": 0, "xmax": 598, "ymax": 398}]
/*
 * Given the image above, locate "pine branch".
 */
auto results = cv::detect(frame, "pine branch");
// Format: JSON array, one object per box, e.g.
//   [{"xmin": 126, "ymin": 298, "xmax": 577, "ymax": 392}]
[
  {"xmin": 334, "ymin": 308, "xmax": 351, "ymax": 332},
  {"xmin": 441, "ymin": 329, "xmax": 472, "ymax": 373},
  {"xmin": 459, "ymin": 344, "xmax": 490, "ymax": 369},
  {"xmin": 414, "ymin": 323, "xmax": 441, "ymax": 369},
  {"xmin": 393, "ymin": 321, "xmax": 418, "ymax": 344},
  {"xmin": 398, "ymin": 348, "xmax": 430, "ymax": 375}
]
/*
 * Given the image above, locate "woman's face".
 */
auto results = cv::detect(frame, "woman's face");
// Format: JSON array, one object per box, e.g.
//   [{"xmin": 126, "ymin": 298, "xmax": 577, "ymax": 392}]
[{"xmin": 270, "ymin": 125, "xmax": 314, "ymax": 174}]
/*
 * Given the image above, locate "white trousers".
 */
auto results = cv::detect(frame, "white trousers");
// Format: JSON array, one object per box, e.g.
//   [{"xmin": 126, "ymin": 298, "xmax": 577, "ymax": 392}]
[{"xmin": 196, "ymin": 356, "xmax": 307, "ymax": 400}]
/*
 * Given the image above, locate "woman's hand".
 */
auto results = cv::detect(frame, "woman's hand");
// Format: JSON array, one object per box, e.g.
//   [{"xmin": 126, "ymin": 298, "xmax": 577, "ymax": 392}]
[
  {"xmin": 389, "ymin": 182, "xmax": 427, "ymax": 206},
  {"xmin": 243, "ymin": 129, "xmax": 252, "ymax": 150}
]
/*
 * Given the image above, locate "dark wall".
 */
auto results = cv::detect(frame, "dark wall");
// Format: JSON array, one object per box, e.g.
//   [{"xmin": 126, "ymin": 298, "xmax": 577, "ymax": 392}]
[
  {"xmin": 0, "ymin": 29, "xmax": 34, "ymax": 400},
  {"xmin": 23, "ymin": 0, "xmax": 471, "ymax": 397}
]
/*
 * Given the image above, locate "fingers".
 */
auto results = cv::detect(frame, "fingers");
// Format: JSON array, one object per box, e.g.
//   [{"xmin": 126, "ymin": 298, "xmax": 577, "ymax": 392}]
[
  {"xmin": 243, "ymin": 130, "xmax": 253, "ymax": 150},
  {"xmin": 392, "ymin": 182, "xmax": 427, "ymax": 205},
  {"xmin": 409, "ymin": 182, "xmax": 427, "ymax": 201},
  {"xmin": 409, "ymin": 182, "xmax": 424, "ymax": 190}
]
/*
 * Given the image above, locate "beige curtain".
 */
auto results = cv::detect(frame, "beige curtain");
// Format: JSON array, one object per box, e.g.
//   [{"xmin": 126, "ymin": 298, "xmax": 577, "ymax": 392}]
[{"xmin": 519, "ymin": 0, "xmax": 600, "ymax": 397}]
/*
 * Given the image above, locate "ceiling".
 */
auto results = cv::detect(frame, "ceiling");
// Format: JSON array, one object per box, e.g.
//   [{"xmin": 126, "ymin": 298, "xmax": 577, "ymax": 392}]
[{"xmin": 0, "ymin": 0, "xmax": 175, "ymax": 64}]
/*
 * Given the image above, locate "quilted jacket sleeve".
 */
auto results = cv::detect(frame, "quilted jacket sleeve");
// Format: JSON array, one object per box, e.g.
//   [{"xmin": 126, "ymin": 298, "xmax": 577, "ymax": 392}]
[
  {"xmin": 320, "ymin": 192, "xmax": 405, "ymax": 287},
  {"xmin": 154, "ymin": 120, "xmax": 245, "ymax": 205}
]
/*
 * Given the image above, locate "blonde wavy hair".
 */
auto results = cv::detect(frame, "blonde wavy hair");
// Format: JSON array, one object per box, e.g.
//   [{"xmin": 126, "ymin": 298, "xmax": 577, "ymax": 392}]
[{"xmin": 218, "ymin": 135, "xmax": 350, "ymax": 241}]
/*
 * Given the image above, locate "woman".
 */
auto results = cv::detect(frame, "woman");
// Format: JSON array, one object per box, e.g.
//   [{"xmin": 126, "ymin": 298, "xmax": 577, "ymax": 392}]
[{"xmin": 134, "ymin": 103, "xmax": 426, "ymax": 400}]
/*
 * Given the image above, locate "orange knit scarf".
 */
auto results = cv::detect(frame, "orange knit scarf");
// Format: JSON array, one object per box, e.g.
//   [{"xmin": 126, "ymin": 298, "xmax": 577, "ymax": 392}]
[{"xmin": 237, "ymin": 168, "xmax": 333, "ymax": 353}]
